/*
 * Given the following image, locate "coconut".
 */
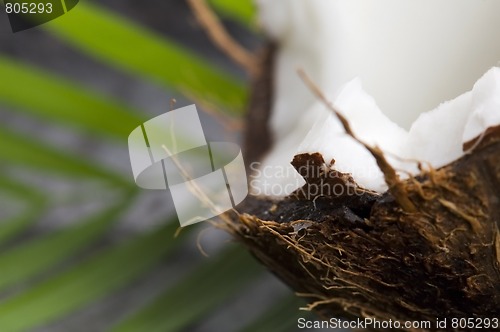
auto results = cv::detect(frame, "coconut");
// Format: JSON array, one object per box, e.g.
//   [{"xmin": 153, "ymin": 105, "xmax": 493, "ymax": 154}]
[
  {"xmin": 251, "ymin": 0, "xmax": 500, "ymax": 196},
  {"xmin": 227, "ymin": 0, "xmax": 500, "ymax": 328}
]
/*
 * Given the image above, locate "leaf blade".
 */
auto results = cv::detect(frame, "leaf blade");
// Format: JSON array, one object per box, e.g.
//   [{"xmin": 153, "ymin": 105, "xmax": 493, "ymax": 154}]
[
  {"xmin": 45, "ymin": 3, "xmax": 247, "ymax": 114},
  {"xmin": 0, "ymin": 177, "xmax": 46, "ymax": 244},
  {"xmin": 0, "ymin": 218, "xmax": 184, "ymax": 331},
  {"xmin": 0, "ymin": 190, "xmax": 135, "ymax": 292},
  {"xmin": 208, "ymin": 0, "xmax": 256, "ymax": 26},
  {"xmin": 111, "ymin": 245, "xmax": 263, "ymax": 332},
  {"xmin": 0, "ymin": 57, "xmax": 143, "ymax": 140},
  {"xmin": 0, "ymin": 127, "xmax": 131, "ymax": 187}
]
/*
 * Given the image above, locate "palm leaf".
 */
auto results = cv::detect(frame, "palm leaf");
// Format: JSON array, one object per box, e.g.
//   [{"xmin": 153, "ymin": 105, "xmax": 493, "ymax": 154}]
[
  {"xmin": 0, "ymin": 190, "xmax": 135, "ymax": 292},
  {"xmin": 0, "ymin": 220, "xmax": 186, "ymax": 331},
  {"xmin": 0, "ymin": 177, "xmax": 46, "ymax": 243},
  {"xmin": 111, "ymin": 246, "xmax": 263, "ymax": 332},
  {"xmin": 209, "ymin": 0, "xmax": 256, "ymax": 26},
  {"xmin": 0, "ymin": 2, "xmax": 307, "ymax": 332},
  {"xmin": 0, "ymin": 56, "xmax": 143, "ymax": 139},
  {"xmin": 0, "ymin": 127, "xmax": 130, "ymax": 186},
  {"xmin": 44, "ymin": 2, "xmax": 247, "ymax": 114}
]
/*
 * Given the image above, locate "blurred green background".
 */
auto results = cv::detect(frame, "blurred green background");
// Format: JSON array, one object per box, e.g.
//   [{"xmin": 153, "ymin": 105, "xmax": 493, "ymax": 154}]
[{"xmin": 0, "ymin": 1, "xmax": 314, "ymax": 331}]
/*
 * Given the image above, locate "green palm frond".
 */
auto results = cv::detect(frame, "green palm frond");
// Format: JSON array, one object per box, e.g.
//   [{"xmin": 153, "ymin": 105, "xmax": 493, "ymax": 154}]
[
  {"xmin": 0, "ymin": 177, "xmax": 46, "ymax": 243},
  {"xmin": 0, "ymin": 1, "xmax": 309, "ymax": 331},
  {"xmin": 209, "ymin": 0, "xmax": 256, "ymax": 27},
  {"xmin": 112, "ymin": 247, "xmax": 264, "ymax": 332},
  {"xmin": 0, "ymin": 56, "xmax": 143, "ymax": 139},
  {"xmin": 46, "ymin": 2, "xmax": 248, "ymax": 114}
]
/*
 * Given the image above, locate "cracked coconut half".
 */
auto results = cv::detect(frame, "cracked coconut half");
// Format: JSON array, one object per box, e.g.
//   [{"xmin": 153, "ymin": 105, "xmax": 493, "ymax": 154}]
[{"xmin": 195, "ymin": 0, "xmax": 500, "ymax": 329}]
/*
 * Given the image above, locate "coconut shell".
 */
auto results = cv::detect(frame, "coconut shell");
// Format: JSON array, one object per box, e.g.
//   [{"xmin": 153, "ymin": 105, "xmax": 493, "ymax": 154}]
[{"xmin": 226, "ymin": 47, "xmax": 500, "ymax": 331}]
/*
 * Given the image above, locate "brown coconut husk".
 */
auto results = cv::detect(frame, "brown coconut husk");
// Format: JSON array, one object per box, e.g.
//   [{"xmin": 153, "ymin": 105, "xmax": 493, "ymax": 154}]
[
  {"xmin": 222, "ymin": 48, "xmax": 500, "ymax": 331},
  {"xmin": 187, "ymin": 3, "xmax": 500, "ymax": 327}
]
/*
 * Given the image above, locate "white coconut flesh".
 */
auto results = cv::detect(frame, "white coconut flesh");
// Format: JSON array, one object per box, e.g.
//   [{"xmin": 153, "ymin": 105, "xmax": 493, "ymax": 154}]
[{"xmin": 251, "ymin": 0, "xmax": 500, "ymax": 196}]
